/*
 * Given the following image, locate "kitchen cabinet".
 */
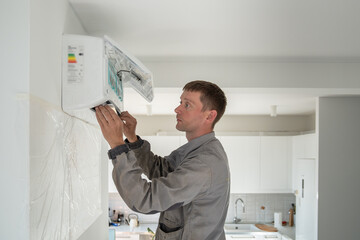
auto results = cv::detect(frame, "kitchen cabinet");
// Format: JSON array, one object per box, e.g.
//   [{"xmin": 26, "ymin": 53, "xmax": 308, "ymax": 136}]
[
  {"xmin": 116, "ymin": 234, "xmax": 140, "ymax": 240},
  {"xmin": 226, "ymin": 234, "xmax": 256, "ymax": 239},
  {"xmin": 219, "ymin": 136, "xmax": 261, "ymax": 193},
  {"xmin": 115, "ymin": 233, "xmax": 153, "ymax": 240},
  {"xmin": 111, "ymin": 224, "xmax": 156, "ymax": 240},
  {"xmin": 225, "ymin": 233, "xmax": 281, "ymax": 239},
  {"xmin": 179, "ymin": 135, "xmax": 187, "ymax": 145},
  {"xmin": 259, "ymin": 136, "xmax": 292, "ymax": 193},
  {"xmin": 220, "ymin": 136, "xmax": 292, "ymax": 193},
  {"xmin": 142, "ymin": 136, "xmax": 182, "ymax": 157},
  {"xmin": 115, "ymin": 231, "xmax": 152, "ymax": 240},
  {"xmin": 292, "ymin": 133, "xmax": 316, "ymax": 159}
]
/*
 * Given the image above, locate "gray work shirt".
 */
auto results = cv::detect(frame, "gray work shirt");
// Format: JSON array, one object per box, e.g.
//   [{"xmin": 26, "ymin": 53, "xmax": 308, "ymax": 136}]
[{"xmin": 110, "ymin": 132, "xmax": 230, "ymax": 240}]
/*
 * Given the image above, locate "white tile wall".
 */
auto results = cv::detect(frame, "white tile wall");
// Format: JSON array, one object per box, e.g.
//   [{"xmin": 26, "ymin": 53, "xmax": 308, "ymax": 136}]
[
  {"xmin": 109, "ymin": 193, "xmax": 295, "ymax": 224},
  {"xmin": 226, "ymin": 193, "xmax": 296, "ymax": 224}
]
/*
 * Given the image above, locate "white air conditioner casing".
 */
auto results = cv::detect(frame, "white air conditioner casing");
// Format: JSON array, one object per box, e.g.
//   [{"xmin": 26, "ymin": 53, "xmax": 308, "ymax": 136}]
[{"xmin": 62, "ymin": 34, "xmax": 153, "ymax": 124}]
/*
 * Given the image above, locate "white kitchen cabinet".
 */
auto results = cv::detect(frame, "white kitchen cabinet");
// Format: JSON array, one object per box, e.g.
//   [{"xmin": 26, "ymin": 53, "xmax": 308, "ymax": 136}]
[
  {"xmin": 115, "ymin": 233, "xmax": 140, "ymax": 240},
  {"xmin": 220, "ymin": 136, "xmax": 291, "ymax": 193},
  {"xmin": 225, "ymin": 234, "xmax": 281, "ymax": 239},
  {"xmin": 292, "ymin": 134, "xmax": 316, "ymax": 159},
  {"xmin": 115, "ymin": 232, "xmax": 153, "ymax": 240},
  {"xmin": 260, "ymin": 136, "xmax": 292, "ymax": 193},
  {"xmin": 179, "ymin": 135, "xmax": 187, "ymax": 145},
  {"xmin": 226, "ymin": 234, "xmax": 256, "ymax": 239},
  {"xmin": 220, "ymin": 136, "xmax": 261, "ymax": 193},
  {"xmin": 292, "ymin": 133, "xmax": 316, "ymax": 195},
  {"xmin": 143, "ymin": 136, "xmax": 182, "ymax": 157}
]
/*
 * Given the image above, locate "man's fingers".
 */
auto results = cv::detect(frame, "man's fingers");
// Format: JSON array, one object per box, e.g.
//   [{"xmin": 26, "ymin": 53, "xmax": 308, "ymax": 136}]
[
  {"xmin": 95, "ymin": 107, "xmax": 106, "ymax": 124},
  {"xmin": 120, "ymin": 111, "xmax": 136, "ymax": 123},
  {"xmin": 104, "ymin": 105, "xmax": 122, "ymax": 122},
  {"xmin": 97, "ymin": 105, "xmax": 115, "ymax": 123},
  {"xmin": 95, "ymin": 106, "xmax": 125, "ymax": 148},
  {"xmin": 96, "ymin": 107, "xmax": 111, "ymax": 130}
]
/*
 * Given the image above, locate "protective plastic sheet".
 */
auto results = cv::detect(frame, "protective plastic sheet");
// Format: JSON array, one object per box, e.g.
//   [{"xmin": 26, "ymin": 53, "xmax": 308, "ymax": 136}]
[{"xmin": 29, "ymin": 96, "xmax": 103, "ymax": 240}]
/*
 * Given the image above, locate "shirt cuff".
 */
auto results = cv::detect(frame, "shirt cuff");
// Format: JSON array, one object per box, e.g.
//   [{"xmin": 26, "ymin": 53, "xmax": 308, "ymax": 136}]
[
  {"xmin": 125, "ymin": 135, "xmax": 144, "ymax": 149},
  {"xmin": 107, "ymin": 144, "xmax": 129, "ymax": 160}
]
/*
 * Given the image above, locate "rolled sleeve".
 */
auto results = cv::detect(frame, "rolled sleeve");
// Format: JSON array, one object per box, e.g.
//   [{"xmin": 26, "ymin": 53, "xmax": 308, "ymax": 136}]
[{"xmin": 125, "ymin": 135, "xmax": 144, "ymax": 149}]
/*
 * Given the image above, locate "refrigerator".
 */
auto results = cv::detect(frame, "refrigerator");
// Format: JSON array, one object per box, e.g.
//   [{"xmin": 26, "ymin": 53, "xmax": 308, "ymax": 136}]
[{"xmin": 295, "ymin": 158, "xmax": 317, "ymax": 240}]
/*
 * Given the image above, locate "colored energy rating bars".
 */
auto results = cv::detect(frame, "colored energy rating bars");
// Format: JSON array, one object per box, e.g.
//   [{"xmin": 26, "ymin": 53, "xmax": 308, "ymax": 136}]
[{"xmin": 68, "ymin": 53, "xmax": 77, "ymax": 63}]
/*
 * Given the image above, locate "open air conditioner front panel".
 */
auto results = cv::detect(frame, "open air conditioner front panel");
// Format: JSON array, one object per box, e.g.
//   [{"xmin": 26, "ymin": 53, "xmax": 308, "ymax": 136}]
[{"xmin": 62, "ymin": 34, "xmax": 154, "ymax": 124}]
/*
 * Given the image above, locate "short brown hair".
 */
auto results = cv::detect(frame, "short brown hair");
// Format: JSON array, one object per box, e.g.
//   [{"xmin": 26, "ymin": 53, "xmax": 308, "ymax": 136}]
[{"xmin": 183, "ymin": 80, "xmax": 227, "ymax": 128}]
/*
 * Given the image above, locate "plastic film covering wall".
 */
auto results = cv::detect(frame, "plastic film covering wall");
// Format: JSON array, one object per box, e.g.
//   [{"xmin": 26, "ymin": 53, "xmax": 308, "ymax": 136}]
[{"xmin": 29, "ymin": 96, "xmax": 102, "ymax": 239}]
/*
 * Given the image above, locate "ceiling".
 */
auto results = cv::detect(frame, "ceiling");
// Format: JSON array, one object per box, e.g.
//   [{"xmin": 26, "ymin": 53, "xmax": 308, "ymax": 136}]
[
  {"xmin": 70, "ymin": 0, "xmax": 360, "ymax": 58},
  {"xmin": 69, "ymin": 0, "xmax": 360, "ymax": 115}
]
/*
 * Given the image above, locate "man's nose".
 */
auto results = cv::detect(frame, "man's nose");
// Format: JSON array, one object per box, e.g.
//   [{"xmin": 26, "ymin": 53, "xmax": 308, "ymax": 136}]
[{"xmin": 174, "ymin": 105, "xmax": 181, "ymax": 114}]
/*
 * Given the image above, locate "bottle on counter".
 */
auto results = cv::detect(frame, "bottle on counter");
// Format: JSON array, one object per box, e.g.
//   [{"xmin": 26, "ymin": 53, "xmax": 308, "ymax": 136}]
[
  {"xmin": 111, "ymin": 210, "xmax": 118, "ymax": 222},
  {"xmin": 117, "ymin": 213, "xmax": 124, "ymax": 224},
  {"xmin": 289, "ymin": 208, "xmax": 294, "ymax": 227}
]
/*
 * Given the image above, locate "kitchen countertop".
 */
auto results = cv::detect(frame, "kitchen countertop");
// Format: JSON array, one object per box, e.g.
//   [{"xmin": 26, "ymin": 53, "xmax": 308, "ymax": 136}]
[
  {"xmin": 254, "ymin": 223, "xmax": 295, "ymax": 240},
  {"xmin": 109, "ymin": 222, "xmax": 158, "ymax": 235},
  {"xmin": 224, "ymin": 221, "xmax": 295, "ymax": 239},
  {"xmin": 110, "ymin": 222, "xmax": 295, "ymax": 239},
  {"xmin": 275, "ymin": 224, "xmax": 295, "ymax": 240}
]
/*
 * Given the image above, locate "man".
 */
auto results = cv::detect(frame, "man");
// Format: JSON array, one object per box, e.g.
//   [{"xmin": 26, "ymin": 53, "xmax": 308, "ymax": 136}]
[{"xmin": 96, "ymin": 80, "xmax": 229, "ymax": 240}]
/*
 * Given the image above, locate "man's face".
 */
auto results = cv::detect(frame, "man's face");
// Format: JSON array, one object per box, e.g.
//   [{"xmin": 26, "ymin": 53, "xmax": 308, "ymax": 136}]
[{"xmin": 174, "ymin": 91, "xmax": 208, "ymax": 133}]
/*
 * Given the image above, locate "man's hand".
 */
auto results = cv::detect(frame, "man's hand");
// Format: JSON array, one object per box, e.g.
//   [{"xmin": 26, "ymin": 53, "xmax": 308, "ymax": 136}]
[
  {"xmin": 119, "ymin": 111, "xmax": 138, "ymax": 143},
  {"xmin": 95, "ymin": 105, "xmax": 125, "ymax": 148}
]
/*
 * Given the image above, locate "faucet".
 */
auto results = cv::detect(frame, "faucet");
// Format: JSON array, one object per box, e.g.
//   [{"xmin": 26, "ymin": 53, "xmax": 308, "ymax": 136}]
[{"xmin": 234, "ymin": 198, "xmax": 245, "ymax": 223}]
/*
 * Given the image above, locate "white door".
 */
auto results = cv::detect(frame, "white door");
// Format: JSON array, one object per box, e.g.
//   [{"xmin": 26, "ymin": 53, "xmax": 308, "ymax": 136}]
[{"xmin": 295, "ymin": 159, "xmax": 316, "ymax": 240}]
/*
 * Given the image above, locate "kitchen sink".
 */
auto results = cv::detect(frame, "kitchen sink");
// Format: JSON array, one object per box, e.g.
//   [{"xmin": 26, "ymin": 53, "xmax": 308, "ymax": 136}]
[{"xmin": 224, "ymin": 223, "xmax": 260, "ymax": 233}]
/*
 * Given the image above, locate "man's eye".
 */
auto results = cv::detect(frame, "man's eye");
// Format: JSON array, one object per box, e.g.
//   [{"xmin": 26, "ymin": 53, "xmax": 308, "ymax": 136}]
[{"xmin": 185, "ymin": 103, "xmax": 189, "ymax": 108}]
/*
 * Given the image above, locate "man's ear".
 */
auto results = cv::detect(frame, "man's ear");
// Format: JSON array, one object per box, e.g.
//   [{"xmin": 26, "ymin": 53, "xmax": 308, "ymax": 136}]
[{"xmin": 206, "ymin": 110, "xmax": 218, "ymax": 123}]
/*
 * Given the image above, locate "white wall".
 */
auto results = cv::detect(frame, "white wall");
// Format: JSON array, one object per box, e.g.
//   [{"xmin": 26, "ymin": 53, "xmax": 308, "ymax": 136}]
[
  {"xmin": 30, "ymin": 0, "xmax": 86, "ymax": 104},
  {"xmin": 0, "ymin": 0, "xmax": 30, "ymax": 239},
  {"xmin": 29, "ymin": 0, "xmax": 108, "ymax": 239},
  {"xmin": 0, "ymin": 0, "xmax": 107, "ymax": 239},
  {"xmin": 318, "ymin": 97, "xmax": 360, "ymax": 240}
]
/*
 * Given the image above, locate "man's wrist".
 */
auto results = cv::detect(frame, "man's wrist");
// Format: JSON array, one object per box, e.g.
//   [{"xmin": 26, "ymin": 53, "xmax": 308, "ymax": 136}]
[
  {"xmin": 127, "ymin": 135, "xmax": 138, "ymax": 143},
  {"xmin": 109, "ymin": 141, "xmax": 125, "ymax": 149},
  {"xmin": 125, "ymin": 135, "xmax": 143, "ymax": 149}
]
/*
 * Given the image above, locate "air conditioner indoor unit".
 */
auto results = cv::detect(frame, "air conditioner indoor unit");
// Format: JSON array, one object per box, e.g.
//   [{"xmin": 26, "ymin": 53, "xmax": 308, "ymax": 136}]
[{"xmin": 61, "ymin": 34, "xmax": 154, "ymax": 124}]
